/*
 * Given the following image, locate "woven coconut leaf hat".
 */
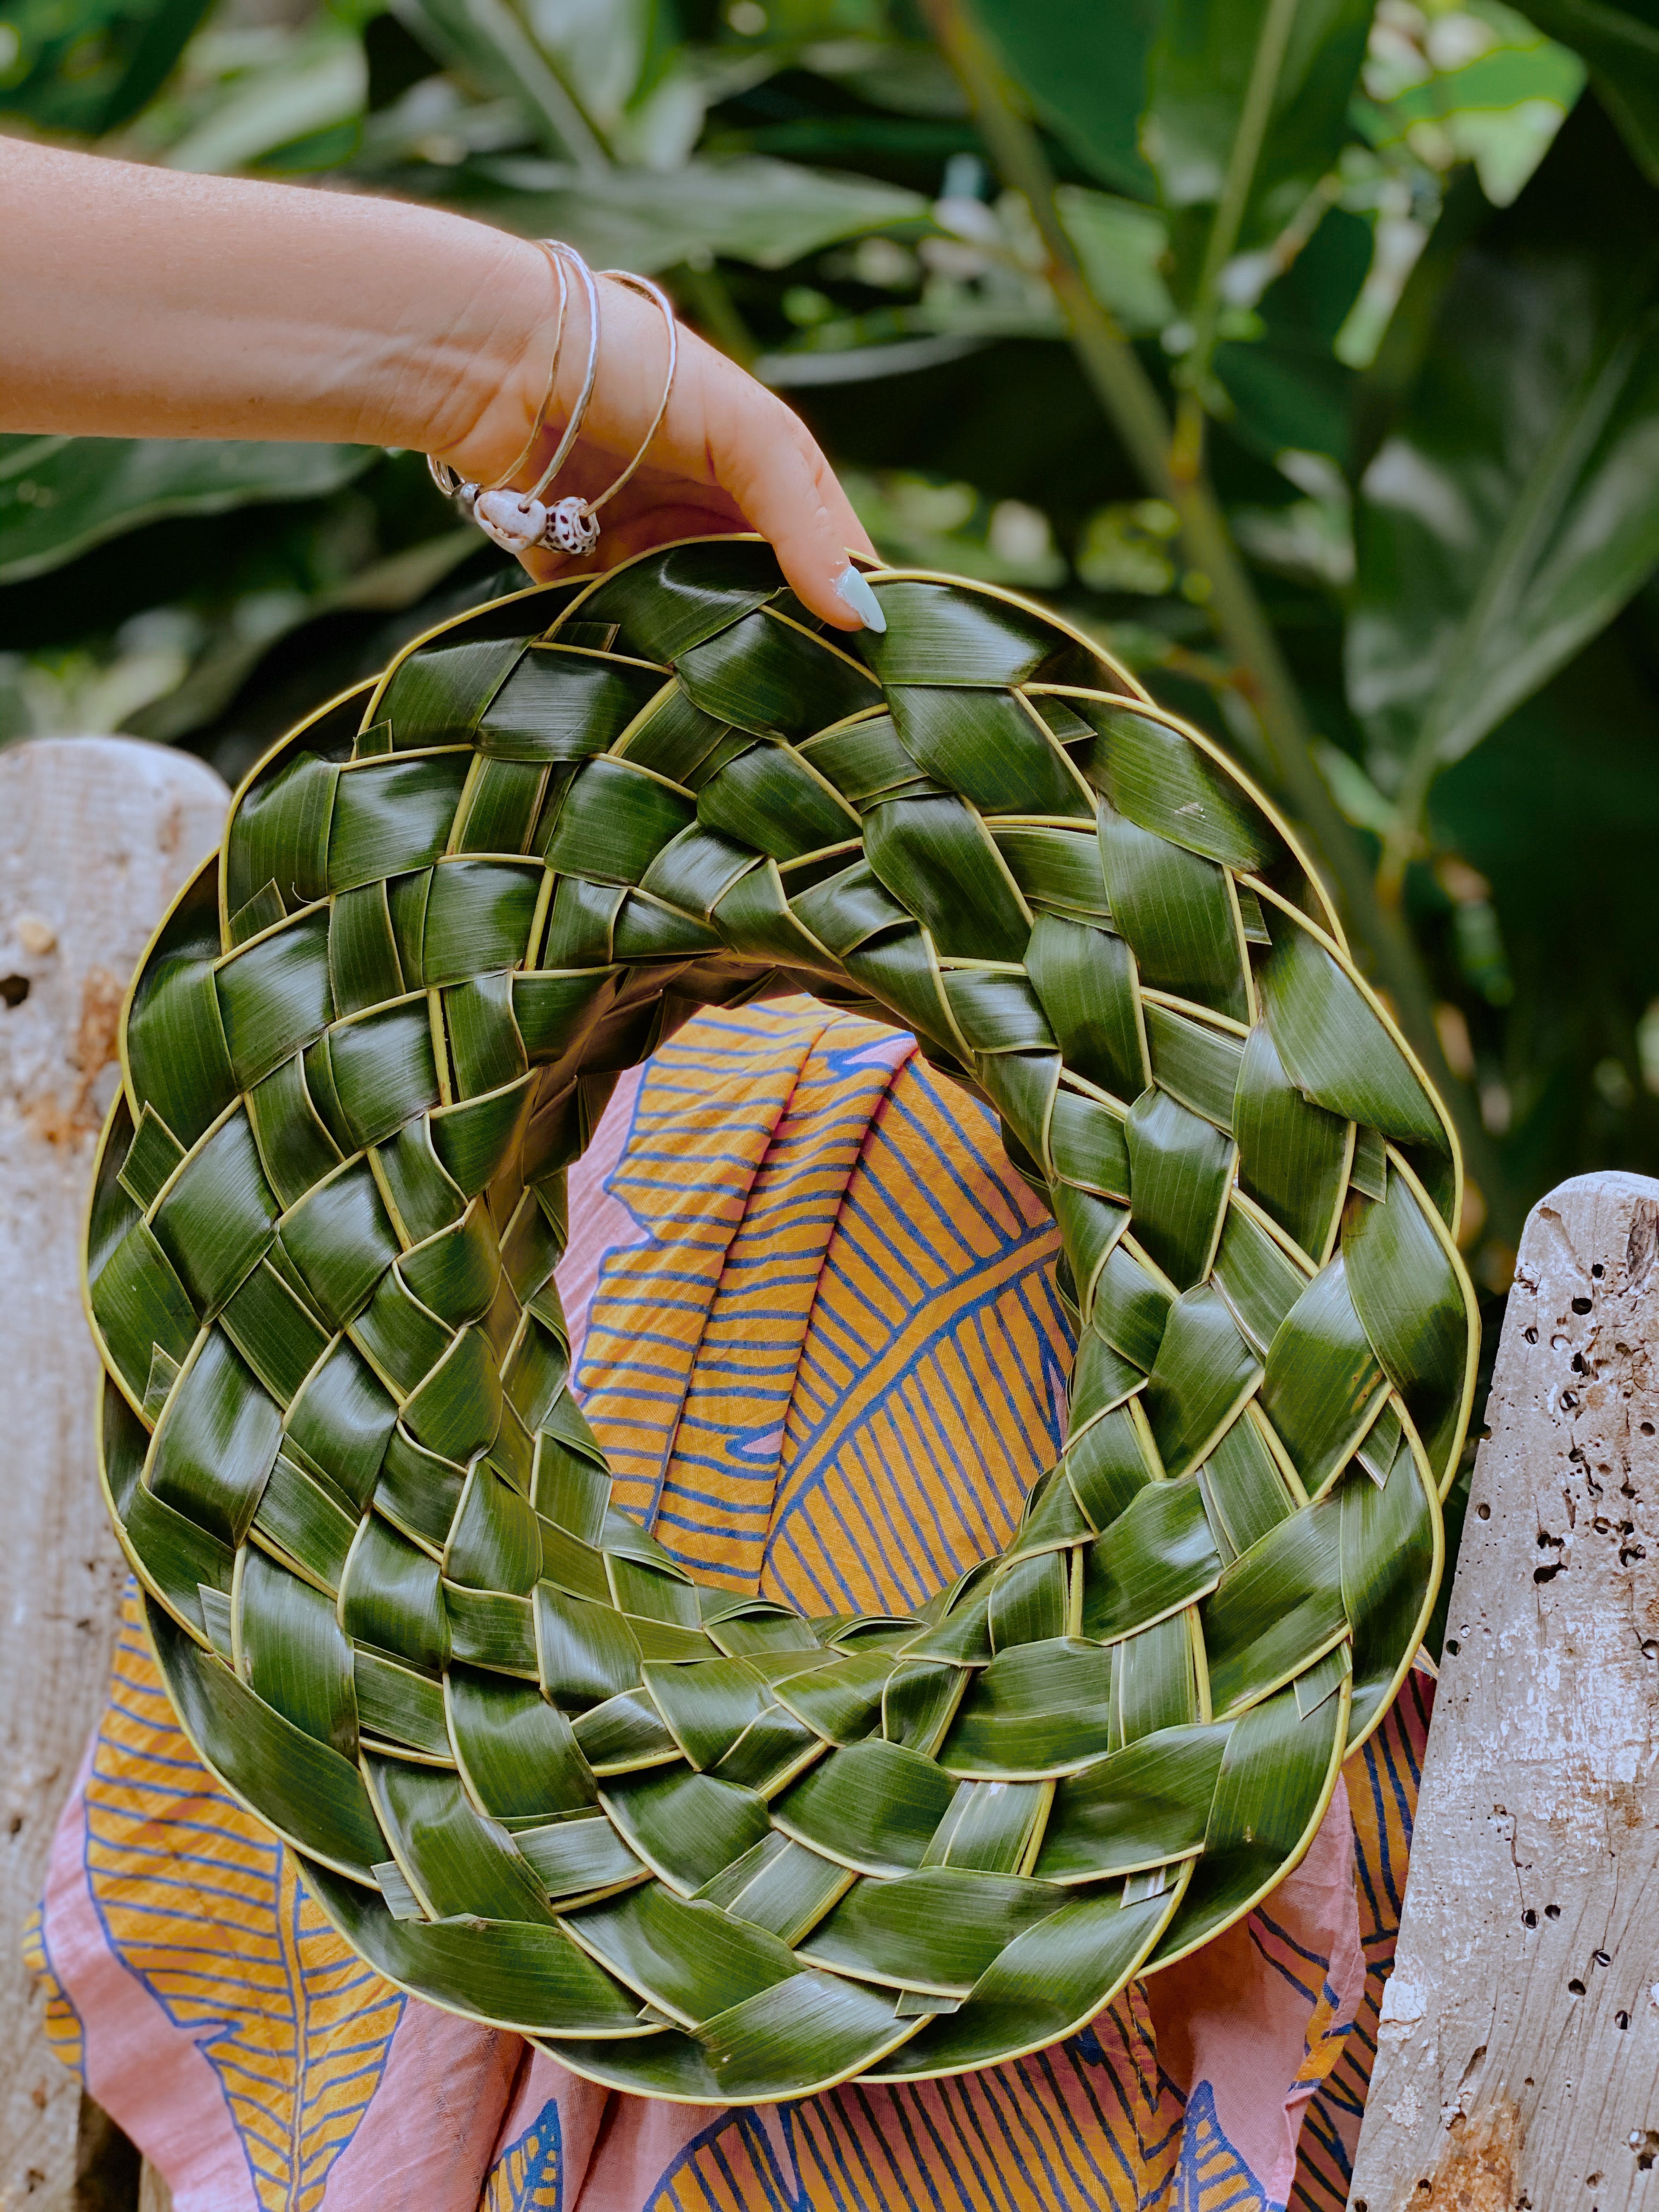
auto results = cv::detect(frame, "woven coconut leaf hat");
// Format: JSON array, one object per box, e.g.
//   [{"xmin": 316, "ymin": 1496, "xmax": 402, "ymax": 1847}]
[{"xmin": 84, "ymin": 537, "xmax": 1477, "ymax": 2105}]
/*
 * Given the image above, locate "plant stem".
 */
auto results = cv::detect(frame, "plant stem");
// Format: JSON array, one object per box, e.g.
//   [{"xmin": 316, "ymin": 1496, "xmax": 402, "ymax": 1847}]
[
  {"xmin": 916, "ymin": 0, "xmax": 1519, "ymax": 1234},
  {"xmin": 1181, "ymin": 0, "xmax": 1302, "ymax": 397}
]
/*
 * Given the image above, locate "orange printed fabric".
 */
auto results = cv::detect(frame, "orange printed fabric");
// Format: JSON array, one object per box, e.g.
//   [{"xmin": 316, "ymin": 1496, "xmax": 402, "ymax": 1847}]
[{"xmin": 33, "ymin": 997, "xmax": 1399, "ymax": 2211}]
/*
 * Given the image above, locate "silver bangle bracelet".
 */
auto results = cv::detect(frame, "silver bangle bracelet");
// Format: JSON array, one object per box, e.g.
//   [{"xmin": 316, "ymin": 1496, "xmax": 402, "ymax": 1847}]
[{"xmin": 427, "ymin": 242, "xmax": 678, "ymax": 565}]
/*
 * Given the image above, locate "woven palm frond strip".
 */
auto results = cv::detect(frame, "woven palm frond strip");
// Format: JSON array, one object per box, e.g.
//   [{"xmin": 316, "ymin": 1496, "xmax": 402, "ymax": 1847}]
[{"xmin": 82, "ymin": 536, "xmax": 1477, "ymax": 2106}]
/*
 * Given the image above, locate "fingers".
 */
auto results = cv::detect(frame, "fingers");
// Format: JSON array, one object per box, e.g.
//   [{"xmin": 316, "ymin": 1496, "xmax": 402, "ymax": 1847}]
[
  {"xmin": 694, "ymin": 359, "xmax": 878, "ymax": 629},
  {"xmin": 461, "ymin": 266, "xmax": 883, "ymax": 631}
]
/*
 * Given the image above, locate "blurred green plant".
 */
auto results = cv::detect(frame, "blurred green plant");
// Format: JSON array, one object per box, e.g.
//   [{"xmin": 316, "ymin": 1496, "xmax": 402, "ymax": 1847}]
[{"xmin": 5, "ymin": 0, "xmax": 1659, "ymax": 1322}]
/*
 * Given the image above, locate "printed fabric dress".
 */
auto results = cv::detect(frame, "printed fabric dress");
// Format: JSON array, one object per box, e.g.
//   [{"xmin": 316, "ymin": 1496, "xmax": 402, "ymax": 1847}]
[{"xmin": 30, "ymin": 996, "xmax": 1432, "ymax": 2212}]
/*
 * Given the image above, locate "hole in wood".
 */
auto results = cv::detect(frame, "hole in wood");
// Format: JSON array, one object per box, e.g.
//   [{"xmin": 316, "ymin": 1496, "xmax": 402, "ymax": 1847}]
[
  {"xmin": 1477, "ymin": 1502, "xmax": 1491, "ymax": 1519},
  {"xmin": 1594, "ymin": 1950, "xmax": 1611, "ymax": 1966},
  {"xmin": 1568, "ymin": 1978, "xmax": 1587, "ymax": 1995},
  {"xmin": 1643, "ymin": 1423, "xmax": 1655, "ymax": 1437},
  {"xmin": 1526, "ymin": 1326, "xmax": 1539, "ymax": 1344},
  {"xmin": 1546, "ymin": 1905, "xmax": 1561, "ymax": 1919},
  {"xmin": 1573, "ymin": 1296, "xmax": 1593, "ymax": 1314},
  {"xmin": 0, "ymin": 974, "xmax": 29, "ymax": 1008},
  {"xmin": 1523, "ymin": 1909, "xmax": 1538, "ymax": 1927},
  {"xmin": 1593, "ymin": 1263, "xmax": 1606, "ymax": 1278},
  {"xmin": 1617, "ymin": 2011, "xmax": 1630, "ymax": 2030},
  {"xmin": 1535, "ymin": 1564, "xmax": 1562, "ymax": 1583}
]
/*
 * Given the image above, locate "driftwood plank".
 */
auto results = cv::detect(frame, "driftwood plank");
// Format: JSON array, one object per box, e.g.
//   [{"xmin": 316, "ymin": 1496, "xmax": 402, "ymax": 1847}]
[
  {"xmin": 0, "ymin": 737, "xmax": 227, "ymax": 2212},
  {"xmin": 1351, "ymin": 1170, "xmax": 1659, "ymax": 2212}
]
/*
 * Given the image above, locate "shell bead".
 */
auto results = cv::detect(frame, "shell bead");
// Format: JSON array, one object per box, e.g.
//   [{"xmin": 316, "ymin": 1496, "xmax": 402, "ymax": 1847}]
[
  {"xmin": 546, "ymin": 495, "xmax": 601, "ymax": 556},
  {"xmin": 473, "ymin": 487, "xmax": 549, "ymax": 554}
]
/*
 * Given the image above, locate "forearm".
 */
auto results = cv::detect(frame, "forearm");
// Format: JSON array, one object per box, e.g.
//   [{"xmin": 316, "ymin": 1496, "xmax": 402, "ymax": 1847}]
[{"xmin": 0, "ymin": 140, "xmax": 544, "ymax": 458}]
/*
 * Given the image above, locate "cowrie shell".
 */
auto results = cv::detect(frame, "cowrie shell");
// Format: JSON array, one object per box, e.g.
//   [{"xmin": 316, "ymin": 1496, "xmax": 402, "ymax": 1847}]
[
  {"xmin": 546, "ymin": 496, "xmax": 601, "ymax": 556},
  {"xmin": 474, "ymin": 488, "xmax": 548, "ymax": 554}
]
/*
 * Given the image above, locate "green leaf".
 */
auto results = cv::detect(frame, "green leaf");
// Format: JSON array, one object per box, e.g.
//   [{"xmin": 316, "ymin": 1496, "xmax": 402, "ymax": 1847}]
[
  {"xmin": 1124, "ymin": 1088, "xmax": 1236, "ymax": 1291},
  {"xmin": 696, "ymin": 1831, "xmax": 854, "ymax": 1945},
  {"xmin": 1521, "ymin": 0, "xmax": 1659, "ymax": 182},
  {"xmin": 601, "ymin": 1767, "xmax": 772, "ymax": 1893},
  {"xmin": 1056, "ymin": 189, "xmax": 1178, "ymax": 334},
  {"xmin": 1035, "ymin": 1721, "xmax": 1231, "ymax": 1881},
  {"xmin": 1147, "ymin": 1681, "xmax": 1344, "ymax": 1964},
  {"xmin": 462, "ymin": 155, "xmax": 929, "ymax": 273},
  {"xmin": 0, "ymin": 436, "xmax": 373, "ymax": 584},
  {"xmin": 1355, "ymin": 4, "xmax": 1584, "ymax": 206},
  {"xmin": 160, "ymin": 25, "xmax": 366, "ymax": 175},
  {"xmin": 364, "ymin": 1754, "xmax": 559, "ymax": 1924},
  {"xmin": 1145, "ymin": 0, "xmax": 1373, "ymax": 246},
  {"xmin": 390, "ymin": 0, "xmax": 609, "ymax": 167},
  {"xmin": 1199, "ymin": 1491, "xmax": 1346, "ymax": 1716},
  {"xmin": 800, "ymin": 1866, "xmax": 1066, "ymax": 1996},
  {"xmin": 1342, "ymin": 1432, "xmax": 1438, "ymax": 1743},
  {"xmin": 236, "ymin": 1544, "xmax": 357, "ymax": 1756},
  {"xmin": 702, "ymin": 1971, "xmax": 914, "ymax": 2101},
  {"xmin": 871, "ymin": 1883, "xmax": 1176, "ymax": 2078},
  {"xmin": 1080, "ymin": 1474, "xmax": 1222, "ymax": 1641},
  {"xmin": 1257, "ymin": 917, "xmax": 1445, "ymax": 1154},
  {"xmin": 1211, "ymin": 206, "xmax": 1369, "ymax": 470},
  {"xmin": 1099, "ymin": 805, "xmax": 1249, "ymax": 1023},
  {"xmin": 1259, "ymin": 1255, "xmax": 1387, "ymax": 1496},
  {"xmin": 513, "ymin": 1812, "xmax": 647, "ymax": 1903},
  {"xmin": 775, "ymin": 1739, "xmax": 958, "ymax": 1875},
  {"xmin": 150, "ymin": 1600, "xmax": 386, "ymax": 1882},
  {"xmin": 1142, "ymin": 1286, "xmax": 1263, "ymax": 1479},
  {"xmin": 308, "ymin": 1862, "xmax": 643, "ymax": 2035},
  {"xmin": 1079, "ymin": 704, "xmax": 1282, "ymax": 873},
  {"xmin": 971, "ymin": 0, "xmax": 1158, "ymax": 198},
  {"xmin": 1348, "ymin": 103, "xmax": 1659, "ymax": 792},
  {"xmin": 1342, "ymin": 1167, "xmax": 1472, "ymax": 1488},
  {"xmin": 1232, "ymin": 1022, "xmax": 1351, "ymax": 1263},
  {"xmin": 1210, "ymin": 1200, "xmax": 1311, "ymax": 1357},
  {"xmin": 566, "ymin": 1882, "xmax": 799, "ymax": 2027},
  {"xmin": 923, "ymin": 1779, "xmax": 1048, "ymax": 1874}
]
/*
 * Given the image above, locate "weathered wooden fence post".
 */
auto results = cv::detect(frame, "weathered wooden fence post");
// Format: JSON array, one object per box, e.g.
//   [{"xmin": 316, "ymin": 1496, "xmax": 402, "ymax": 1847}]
[
  {"xmin": 1351, "ymin": 1170, "xmax": 1659, "ymax": 2212},
  {"xmin": 1, "ymin": 737, "xmax": 227, "ymax": 2212}
]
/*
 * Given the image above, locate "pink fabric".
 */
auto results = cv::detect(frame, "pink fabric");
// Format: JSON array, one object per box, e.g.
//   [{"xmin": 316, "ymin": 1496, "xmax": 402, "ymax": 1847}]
[{"xmin": 31, "ymin": 1003, "xmax": 1372, "ymax": 2212}]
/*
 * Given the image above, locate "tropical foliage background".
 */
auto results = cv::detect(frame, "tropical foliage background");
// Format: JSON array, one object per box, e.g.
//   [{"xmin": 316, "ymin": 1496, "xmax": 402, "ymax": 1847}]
[{"xmin": 4, "ymin": 0, "xmax": 1658, "ymax": 1502}]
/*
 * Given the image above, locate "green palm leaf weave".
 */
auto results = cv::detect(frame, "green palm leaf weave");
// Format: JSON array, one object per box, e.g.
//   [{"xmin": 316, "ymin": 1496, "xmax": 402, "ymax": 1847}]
[{"xmin": 83, "ymin": 537, "xmax": 1477, "ymax": 2104}]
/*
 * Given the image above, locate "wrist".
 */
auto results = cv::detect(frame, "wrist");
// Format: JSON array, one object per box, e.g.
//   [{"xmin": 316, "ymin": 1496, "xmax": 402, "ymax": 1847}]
[{"xmin": 400, "ymin": 224, "xmax": 554, "ymax": 489}]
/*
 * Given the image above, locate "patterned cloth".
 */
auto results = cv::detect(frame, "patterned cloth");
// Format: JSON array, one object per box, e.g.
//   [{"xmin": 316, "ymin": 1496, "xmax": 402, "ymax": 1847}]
[{"xmin": 29, "ymin": 998, "xmax": 1431, "ymax": 2211}]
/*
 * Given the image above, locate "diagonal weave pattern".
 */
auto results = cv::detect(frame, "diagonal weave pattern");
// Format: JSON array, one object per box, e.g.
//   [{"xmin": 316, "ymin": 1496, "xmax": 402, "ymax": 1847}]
[{"xmin": 83, "ymin": 537, "xmax": 1477, "ymax": 2106}]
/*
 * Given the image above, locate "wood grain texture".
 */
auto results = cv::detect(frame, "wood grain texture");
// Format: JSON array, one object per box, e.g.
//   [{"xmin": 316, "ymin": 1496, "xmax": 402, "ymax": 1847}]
[
  {"xmin": 1, "ymin": 738, "xmax": 227, "ymax": 2212},
  {"xmin": 1351, "ymin": 1170, "xmax": 1659, "ymax": 2212}
]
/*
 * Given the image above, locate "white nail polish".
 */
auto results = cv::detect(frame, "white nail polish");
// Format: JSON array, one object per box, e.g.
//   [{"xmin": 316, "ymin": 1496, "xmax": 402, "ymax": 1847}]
[{"xmin": 836, "ymin": 567, "xmax": 887, "ymax": 633}]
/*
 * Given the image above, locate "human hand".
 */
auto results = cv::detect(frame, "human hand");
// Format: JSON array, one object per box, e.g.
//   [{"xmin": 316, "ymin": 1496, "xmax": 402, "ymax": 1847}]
[
  {"xmin": 0, "ymin": 146, "xmax": 878, "ymax": 626},
  {"xmin": 433, "ymin": 258, "xmax": 883, "ymax": 633}
]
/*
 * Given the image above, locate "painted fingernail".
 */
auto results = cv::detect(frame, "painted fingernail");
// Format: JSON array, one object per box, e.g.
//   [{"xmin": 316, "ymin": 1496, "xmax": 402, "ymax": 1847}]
[{"xmin": 835, "ymin": 566, "xmax": 887, "ymax": 633}]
